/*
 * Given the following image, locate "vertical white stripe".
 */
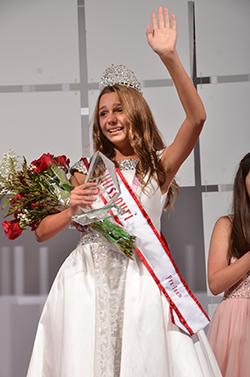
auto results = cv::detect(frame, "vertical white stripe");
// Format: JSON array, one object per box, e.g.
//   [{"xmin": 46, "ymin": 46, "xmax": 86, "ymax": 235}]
[
  {"xmin": 38, "ymin": 247, "xmax": 49, "ymax": 294},
  {"xmin": 13, "ymin": 246, "xmax": 24, "ymax": 295},
  {"xmin": 1, "ymin": 246, "xmax": 11, "ymax": 294}
]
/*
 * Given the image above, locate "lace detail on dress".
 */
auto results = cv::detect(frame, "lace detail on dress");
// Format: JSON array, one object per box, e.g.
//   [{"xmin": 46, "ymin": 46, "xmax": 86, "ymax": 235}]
[
  {"xmin": 116, "ymin": 159, "xmax": 138, "ymax": 171},
  {"xmin": 224, "ymin": 272, "xmax": 250, "ymax": 299},
  {"xmin": 89, "ymin": 235, "xmax": 128, "ymax": 377}
]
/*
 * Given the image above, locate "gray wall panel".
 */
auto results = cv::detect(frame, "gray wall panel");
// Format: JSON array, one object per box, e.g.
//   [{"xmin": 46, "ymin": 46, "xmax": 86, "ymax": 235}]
[
  {"xmin": 0, "ymin": 91, "xmax": 82, "ymax": 163},
  {"xmin": 199, "ymin": 82, "xmax": 250, "ymax": 185},
  {"xmin": 85, "ymin": 0, "xmax": 191, "ymax": 82},
  {"xmin": 0, "ymin": 1, "xmax": 249, "ymax": 376},
  {"xmin": 195, "ymin": 0, "xmax": 250, "ymax": 77},
  {"xmin": 0, "ymin": 0, "xmax": 80, "ymax": 85}
]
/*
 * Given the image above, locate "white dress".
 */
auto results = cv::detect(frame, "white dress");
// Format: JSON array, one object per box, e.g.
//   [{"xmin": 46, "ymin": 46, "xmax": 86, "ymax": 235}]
[{"xmin": 26, "ymin": 160, "xmax": 222, "ymax": 377}]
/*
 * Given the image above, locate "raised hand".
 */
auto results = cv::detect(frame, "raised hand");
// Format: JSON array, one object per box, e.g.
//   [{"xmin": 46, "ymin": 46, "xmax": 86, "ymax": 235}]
[{"xmin": 146, "ymin": 6, "xmax": 177, "ymax": 58}]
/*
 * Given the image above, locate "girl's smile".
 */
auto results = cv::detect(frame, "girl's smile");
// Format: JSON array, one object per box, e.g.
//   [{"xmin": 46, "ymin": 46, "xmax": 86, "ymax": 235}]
[{"xmin": 98, "ymin": 92, "xmax": 131, "ymax": 148}]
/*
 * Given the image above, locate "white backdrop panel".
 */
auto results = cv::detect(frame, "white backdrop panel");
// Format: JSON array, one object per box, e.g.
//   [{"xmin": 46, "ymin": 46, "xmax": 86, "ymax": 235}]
[
  {"xmin": 0, "ymin": 91, "xmax": 82, "ymax": 164},
  {"xmin": 202, "ymin": 191, "xmax": 233, "ymax": 296},
  {"xmin": 195, "ymin": 0, "xmax": 250, "ymax": 77},
  {"xmin": 144, "ymin": 87, "xmax": 195, "ymax": 186},
  {"xmin": 88, "ymin": 86, "xmax": 195, "ymax": 186},
  {"xmin": 85, "ymin": 0, "xmax": 191, "ymax": 82},
  {"xmin": 0, "ymin": 0, "xmax": 79, "ymax": 85},
  {"xmin": 199, "ymin": 82, "xmax": 250, "ymax": 185}
]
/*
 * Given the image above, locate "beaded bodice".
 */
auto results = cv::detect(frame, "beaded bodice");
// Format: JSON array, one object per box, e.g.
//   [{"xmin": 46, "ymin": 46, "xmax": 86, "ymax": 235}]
[
  {"xmin": 224, "ymin": 272, "xmax": 250, "ymax": 299},
  {"xmin": 70, "ymin": 158, "xmax": 138, "ymax": 174},
  {"xmin": 116, "ymin": 159, "xmax": 138, "ymax": 170},
  {"xmin": 71, "ymin": 156, "xmax": 167, "ymax": 232}
]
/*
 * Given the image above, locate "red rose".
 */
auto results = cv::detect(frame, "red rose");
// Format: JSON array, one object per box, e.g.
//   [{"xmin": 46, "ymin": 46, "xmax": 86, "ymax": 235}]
[
  {"xmin": 55, "ymin": 155, "xmax": 70, "ymax": 170},
  {"xmin": 31, "ymin": 153, "xmax": 56, "ymax": 173},
  {"xmin": 2, "ymin": 220, "xmax": 23, "ymax": 240},
  {"xmin": 10, "ymin": 193, "xmax": 25, "ymax": 205},
  {"xmin": 30, "ymin": 222, "xmax": 39, "ymax": 231},
  {"xmin": 15, "ymin": 193, "xmax": 24, "ymax": 200}
]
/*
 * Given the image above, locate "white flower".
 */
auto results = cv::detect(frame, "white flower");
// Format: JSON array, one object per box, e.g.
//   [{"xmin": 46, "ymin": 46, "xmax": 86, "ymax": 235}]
[{"xmin": 0, "ymin": 151, "xmax": 22, "ymax": 178}]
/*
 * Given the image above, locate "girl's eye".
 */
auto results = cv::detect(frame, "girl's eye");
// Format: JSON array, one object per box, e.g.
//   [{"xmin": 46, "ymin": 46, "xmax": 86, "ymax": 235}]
[
  {"xmin": 115, "ymin": 107, "xmax": 123, "ymax": 113},
  {"xmin": 99, "ymin": 111, "xmax": 107, "ymax": 117}
]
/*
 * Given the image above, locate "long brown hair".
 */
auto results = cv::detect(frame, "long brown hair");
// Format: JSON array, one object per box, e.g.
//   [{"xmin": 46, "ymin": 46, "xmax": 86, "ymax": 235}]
[
  {"xmin": 229, "ymin": 152, "xmax": 250, "ymax": 259},
  {"xmin": 92, "ymin": 84, "xmax": 179, "ymax": 208}
]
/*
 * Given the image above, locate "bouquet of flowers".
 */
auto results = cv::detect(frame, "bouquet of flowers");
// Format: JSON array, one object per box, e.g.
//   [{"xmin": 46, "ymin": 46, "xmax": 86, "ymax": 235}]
[{"xmin": 0, "ymin": 151, "xmax": 135, "ymax": 258}]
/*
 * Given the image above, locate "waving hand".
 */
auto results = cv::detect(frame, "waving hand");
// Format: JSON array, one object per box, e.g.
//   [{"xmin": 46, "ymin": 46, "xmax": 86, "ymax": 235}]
[{"xmin": 147, "ymin": 6, "xmax": 177, "ymax": 58}]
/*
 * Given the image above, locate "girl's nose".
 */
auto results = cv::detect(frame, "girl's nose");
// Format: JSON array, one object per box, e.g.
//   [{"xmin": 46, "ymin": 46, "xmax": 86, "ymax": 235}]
[{"xmin": 107, "ymin": 112, "xmax": 117, "ymax": 124}]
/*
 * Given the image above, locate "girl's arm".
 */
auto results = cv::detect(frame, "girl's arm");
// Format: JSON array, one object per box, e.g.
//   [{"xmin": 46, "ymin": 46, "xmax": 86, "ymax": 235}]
[
  {"xmin": 208, "ymin": 216, "xmax": 250, "ymax": 295},
  {"xmin": 35, "ymin": 207, "xmax": 76, "ymax": 242},
  {"xmin": 147, "ymin": 7, "xmax": 206, "ymax": 192},
  {"xmin": 35, "ymin": 173, "xmax": 98, "ymax": 242}
]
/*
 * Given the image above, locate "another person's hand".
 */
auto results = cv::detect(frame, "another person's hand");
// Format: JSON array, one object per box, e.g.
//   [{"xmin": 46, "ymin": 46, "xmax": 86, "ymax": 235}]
[
  {"xmin": 147, "ymin": 6, "xmax": 177, "ymax": 58},
  {"xmin": 69, "ymin": 182, "xmax": 98, "ymax": 215}
]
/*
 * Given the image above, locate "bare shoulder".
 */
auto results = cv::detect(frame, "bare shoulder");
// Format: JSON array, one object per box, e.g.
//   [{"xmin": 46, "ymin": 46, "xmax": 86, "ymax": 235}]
[
  {"xmin": 213, "ymin": 215, "xmax": 232, "ymax": 236},
  {"xmin": 208, "ymin": 216, "xmax": 232, "ymax": 267}
]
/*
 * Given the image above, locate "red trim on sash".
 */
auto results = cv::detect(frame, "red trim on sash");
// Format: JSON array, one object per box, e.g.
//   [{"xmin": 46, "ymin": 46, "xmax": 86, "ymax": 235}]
[
  {"xmin": 76, "ymin": 156, "xmax": 209, "ymax": 334},
  {"xmin": 116, "ymin": 168, "xmax": 209, "ymax": 323},
  {"xmin": 99, "ymin": 183, "xmax": 192, "ymax": 331},
  {"xmin": 135, "ymin": 246, "xmax": 193, "ymax": 334},
  {"xmin": 160, "ymin": 232, "xmax": 210, "ymax": 320}
]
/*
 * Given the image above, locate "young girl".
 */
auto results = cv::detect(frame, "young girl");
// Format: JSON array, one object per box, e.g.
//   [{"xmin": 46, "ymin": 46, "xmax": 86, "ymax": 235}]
[
  {"xmin": 207, "ymin": 153, "xmax": 250, "ymax": 377},
  {"xmin": 27, "ymin": 7, "xmax": 221, "ymax": 377}
]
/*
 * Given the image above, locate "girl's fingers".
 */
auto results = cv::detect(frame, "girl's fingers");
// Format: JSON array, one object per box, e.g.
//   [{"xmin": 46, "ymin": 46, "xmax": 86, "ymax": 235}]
[
  {"xmin": 72, "ymin": 185, "xmax": 98, "ymax": 195},
  {"xmin": 164, "ymin": 7, "xmax": 169, "ymax": 29},
  {"xmin": 69, "ymin": 182, "xmax": 100, "ymax": 210},
  {"xmin": 79, "ymin": 182, "xmax": 97, "ymax": 189},
  {"xmin": 171, "ymin": 13, "xmax": 176, "ymax": 31},
  {"xmin": 70, "ymin": 196, "xmax": 96, "ymax": 207},
  {"xmin": 73, "ymin": 188, "xmax": 99, "ymax": 196},
  {"xmin": 146, "ymin": 23, "xmax": 153, "ymax": 37},
  {"xmin": 151, "ymin": 11, "xmax": 158, "ymax": 31},
  {"xmin": 158, "ymin": 6, "xmax": 164, "ymax": 29}
]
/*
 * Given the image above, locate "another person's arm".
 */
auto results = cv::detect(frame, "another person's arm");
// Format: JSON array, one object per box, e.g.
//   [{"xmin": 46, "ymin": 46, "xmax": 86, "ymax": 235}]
[{"xmin": 208, "ymin": 216, "xmax": 250, "ymax": 295}]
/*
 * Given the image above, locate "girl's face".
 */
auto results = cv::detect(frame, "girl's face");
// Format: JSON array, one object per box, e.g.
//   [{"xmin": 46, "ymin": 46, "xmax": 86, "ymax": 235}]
[
  {"xmin": 98, "ymin": 92, "xmax": 131, "ymax": 149},
  {"xmin": 245, "ymin": 170, "xmax": 250, "ymax": 198}
]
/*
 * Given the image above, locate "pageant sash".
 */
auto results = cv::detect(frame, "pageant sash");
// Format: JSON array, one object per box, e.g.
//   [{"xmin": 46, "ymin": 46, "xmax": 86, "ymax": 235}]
[{"xmin": 98, "ymin": 167, "xmax": 209, "ymax": 335}]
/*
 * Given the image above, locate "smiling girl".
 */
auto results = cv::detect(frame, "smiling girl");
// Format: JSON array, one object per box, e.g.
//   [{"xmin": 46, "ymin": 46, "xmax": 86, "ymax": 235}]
[{"xmin": 26, "ymin": 7, "xmax": 221, "ymax": 377}]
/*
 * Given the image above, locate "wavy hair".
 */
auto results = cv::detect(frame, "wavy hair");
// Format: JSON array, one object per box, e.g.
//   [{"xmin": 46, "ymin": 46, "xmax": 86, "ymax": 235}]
[
  {"xmin": 229, "ymin": 152, "xmax": 250, "ymax": 260},
  {"xmin": 92, "ymin": 84, "xmax": 179, "ymax": 208}
]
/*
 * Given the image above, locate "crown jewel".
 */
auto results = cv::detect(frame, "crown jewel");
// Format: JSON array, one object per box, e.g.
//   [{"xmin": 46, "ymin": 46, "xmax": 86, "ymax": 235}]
[{"xmin": 99, "ymin": 64, "xmax": 142, "ymax": 94}]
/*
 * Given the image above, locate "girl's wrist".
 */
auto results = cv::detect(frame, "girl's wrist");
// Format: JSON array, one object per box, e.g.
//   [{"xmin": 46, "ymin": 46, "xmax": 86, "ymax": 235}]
[
  {"xmin": 65, "ymin": 206, "xmax": 77, "ymax": 219},
  {"xmin": 158, "ymin": 48, "xmax": 178, "ymax": 63}
]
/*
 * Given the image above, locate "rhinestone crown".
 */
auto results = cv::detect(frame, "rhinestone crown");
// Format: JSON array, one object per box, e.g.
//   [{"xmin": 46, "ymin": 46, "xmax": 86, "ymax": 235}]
[{"xmin": 99, "ymin": 64, "xmax": 142, "ymax": 94}]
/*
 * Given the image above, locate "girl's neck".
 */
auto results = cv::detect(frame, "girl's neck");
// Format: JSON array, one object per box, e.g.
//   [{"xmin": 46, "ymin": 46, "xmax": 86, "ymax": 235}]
[{"xmin": 114, "ymin": 148, "xmax": 137, "ymax": 162}]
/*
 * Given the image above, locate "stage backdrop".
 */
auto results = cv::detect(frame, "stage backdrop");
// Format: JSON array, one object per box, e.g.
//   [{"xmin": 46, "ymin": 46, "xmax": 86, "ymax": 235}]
[{"xmin": 0, "ymin": 0, "xmax": 249, "ymax": 376}]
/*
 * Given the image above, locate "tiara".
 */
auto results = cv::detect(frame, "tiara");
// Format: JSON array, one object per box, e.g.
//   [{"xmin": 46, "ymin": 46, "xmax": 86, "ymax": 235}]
[{"xmin": 99, "ymin": 64, "xmax": 142, "ymax": 94}]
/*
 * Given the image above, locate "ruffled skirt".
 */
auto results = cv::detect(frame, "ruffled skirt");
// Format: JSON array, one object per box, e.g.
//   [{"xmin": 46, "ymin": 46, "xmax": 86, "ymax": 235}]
[
  {"xmin": 208, "ymin": 298, "xmax": 250, "ymax": 377},
  {"xmin": 27, "ymin": 234, "xmax": 222, "ymax": 377}
]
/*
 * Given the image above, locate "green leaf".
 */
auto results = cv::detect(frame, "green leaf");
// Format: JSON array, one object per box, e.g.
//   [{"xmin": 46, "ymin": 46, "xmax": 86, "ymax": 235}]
[{"xmin": 50, "ymin": 165, "xmax": 71, "ymax": 186}]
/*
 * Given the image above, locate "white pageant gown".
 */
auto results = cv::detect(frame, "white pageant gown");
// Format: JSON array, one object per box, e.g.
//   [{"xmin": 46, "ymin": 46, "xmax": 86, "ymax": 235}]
[{"xmin": 26, "ymin": 160, "xmax": 221, "ymax": 377}]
